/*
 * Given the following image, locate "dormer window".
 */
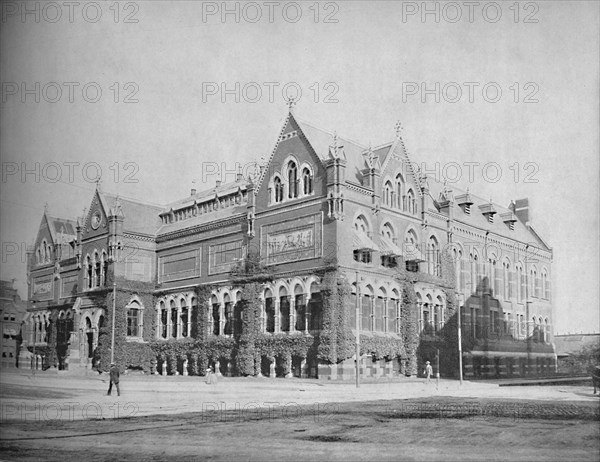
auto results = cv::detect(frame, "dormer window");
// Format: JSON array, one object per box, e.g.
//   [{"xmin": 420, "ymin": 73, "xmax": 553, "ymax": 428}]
[
  {"xmin": 500, "ymin": 211, "xmax": 517, "ymax": 231},
  {"xmin": 479, "ymin": 202, "xmax": 497, "ymax": 223}
]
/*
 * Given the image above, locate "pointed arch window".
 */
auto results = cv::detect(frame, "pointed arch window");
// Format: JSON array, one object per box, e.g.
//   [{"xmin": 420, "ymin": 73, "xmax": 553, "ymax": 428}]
[
  {"xmin": 274, "ymin": 176, "xmax": 283, "ymax": 203},
  {"xmin": 395, "ymin": 174, "xmax": 404, "ymax": 209},
  {"xmin": 288, "ymin": 161, "xmax": 298, "ymax": 199},
  {"xmin": 302, "ymin": 167, "xmax": 313, "ymax": 195},
  {"xmin": 126, "ymin": 300, "xmax": 143, "ymax": 338},
  {"xmin": 383, "ymin": 181, "xmax": 393, "ymax": 207}
]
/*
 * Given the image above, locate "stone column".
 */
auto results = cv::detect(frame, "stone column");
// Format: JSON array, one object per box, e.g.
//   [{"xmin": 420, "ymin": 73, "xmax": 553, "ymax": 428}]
[
  {"xmin": 215, "ymin": 360, "xmax": 222, "ymax": 377},
  {"xmin": 269, "ymin": 357, "xmax": 276, "ymax": 378},
  {"xmin": 383, "ymin": 298, "xmax": 388, "ymax": 332},
  {"xmin": 218, "ymin": 304, "xmax": 224, "ymax": 336},
  {"xmin": 300, "ymin": 357, "xmax": 308, "ymax": 378},
  {"xmin": 167, "ymin": 308, "xmax": 172, "ymax": 338},
  {"xmin": 305, "ymin": 296, "xmax": 311, "ymax": 333},
  {"xmin": 289, "ymin": 296, "xmax": 296, "ymax": 332},
  {"xmin": 183, "ymin": 358, "xmax": 188, "ymax": 376},
  {"xmin": 274, "ymin": 299, "xmax": 281, "ymax": 333},
  {"xmin": 156, "ymin": 306, "xmax": 161, "ymax": 339},
  {"xmin": 207, "ymin": 301, "xmax": 213, "ymax": 336},
  {"xmin": 177, "ymin": 305, "xmax": 182, "ymax": 339}
]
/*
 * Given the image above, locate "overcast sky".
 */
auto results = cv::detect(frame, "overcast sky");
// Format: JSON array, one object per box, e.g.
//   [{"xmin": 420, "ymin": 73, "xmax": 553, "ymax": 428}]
[{"xmin": 1, "ymin": 1, "xmax": 598, "ymax": 334}]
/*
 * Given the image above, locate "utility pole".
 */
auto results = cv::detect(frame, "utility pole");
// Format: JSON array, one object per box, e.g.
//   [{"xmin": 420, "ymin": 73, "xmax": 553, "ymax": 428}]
[
  {"xmin": 32, "ymin": 321, "xmax": 36, "ymax": 375},
  {"xmin": 355, "ymin": 271, "xmax": 360, "ymax": 389},
  {"xmin": 457, "ymin": 304, "xmax": 463, "ymax": 385},
  {"xmin": 436, "ymin": 347, "xmax": 440, "ymax": 389},
  {"xmin": 111, "ymin": 281, "xmax": 116, "ymax": 364}
]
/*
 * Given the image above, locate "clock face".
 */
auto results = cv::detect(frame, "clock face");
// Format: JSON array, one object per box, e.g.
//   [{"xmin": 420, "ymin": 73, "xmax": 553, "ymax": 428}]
[{"xmin": 91, "ymin": 211, "xmax": 102, "ymax": 230}]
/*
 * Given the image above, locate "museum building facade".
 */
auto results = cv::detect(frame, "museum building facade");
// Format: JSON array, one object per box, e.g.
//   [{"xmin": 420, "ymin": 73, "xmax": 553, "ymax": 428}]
[{"xmin": 20, "ymin": 110, "xmax": 556, "ymax": 379}]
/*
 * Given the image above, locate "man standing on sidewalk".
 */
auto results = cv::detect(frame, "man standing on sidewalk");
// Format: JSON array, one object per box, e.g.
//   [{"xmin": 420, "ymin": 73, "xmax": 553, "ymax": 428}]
[
  {"xmin": 107, "ymin": 363, "xmax": 120, "ymax": 396},
  {"xmin": 424, "ymin": 361, "xmax": 433, "ymax": 383}
]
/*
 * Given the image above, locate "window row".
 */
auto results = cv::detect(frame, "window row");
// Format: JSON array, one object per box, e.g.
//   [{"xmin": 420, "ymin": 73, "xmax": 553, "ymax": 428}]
[
  {"xmin": 381, "ymin": 174, "xmax": 418, "ymax": 215},
  {"xmin": 85, "ymin": 251, "xmax": 108, "ymax": 289},
  {"xmin": 454, "ymin": 255, "xmax": 551, "ymax": 301},
  {"xmin": 270, "ymin": 160, "xmax": 314, "ymax": 204},
  {"xmin": 461, "ymin": 308, "xmax": 551, "ymax": 343}
]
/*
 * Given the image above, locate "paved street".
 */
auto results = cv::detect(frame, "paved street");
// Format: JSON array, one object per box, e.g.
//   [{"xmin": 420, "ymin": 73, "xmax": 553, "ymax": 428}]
[{"xmin": 1, "ymin": 370, "xmax": 597, "ymax": 422}]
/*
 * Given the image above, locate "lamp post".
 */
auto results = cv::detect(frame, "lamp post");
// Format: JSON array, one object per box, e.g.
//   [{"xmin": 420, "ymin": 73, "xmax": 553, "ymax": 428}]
[
  {"xmin": 457, "ymin": 302, "xmax": 463, "ymax": 385},
  {"xmin": 110, "ymin": 281, "xmax": 116, "ymax": 364},
  {"xmin": 355, "ymin": 271, "xmax": 360, "ymax": 389}
]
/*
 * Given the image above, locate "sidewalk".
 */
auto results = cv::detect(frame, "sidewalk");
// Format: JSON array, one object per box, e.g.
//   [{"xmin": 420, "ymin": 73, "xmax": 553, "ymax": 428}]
[{"xmin": 1, "ymin": 369, "xmax": 597, "ymax": 422}]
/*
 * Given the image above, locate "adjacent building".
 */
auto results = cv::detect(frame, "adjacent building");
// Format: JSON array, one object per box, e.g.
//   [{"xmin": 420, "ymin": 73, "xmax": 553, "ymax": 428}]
[
  {"xmin": 21, "ymin": 109, "xmax": 556, "ymax": 379},
  {"xmin": 0, "ymin": 279, "xmax": 28, "ymax": 368}
]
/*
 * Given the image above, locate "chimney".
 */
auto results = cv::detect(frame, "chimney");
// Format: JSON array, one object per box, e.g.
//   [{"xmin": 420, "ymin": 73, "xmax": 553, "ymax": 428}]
[
  {"xmin": 513, "ymin": 198, "xmax": 529, "ymax": 223},
  {"xmin": 191, "ymin": 188, "xmax": 196, "ymax": 196},
  {"xmin": 237, "ymin": 172, "xmax": 243, "ymax": 182},
  {"xmin": 216, "ymin": 180, "xmax": 222, "ymax": 188}
]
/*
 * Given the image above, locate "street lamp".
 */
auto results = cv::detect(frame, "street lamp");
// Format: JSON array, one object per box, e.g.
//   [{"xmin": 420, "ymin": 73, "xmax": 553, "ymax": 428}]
[
  {"xmin": 111, "ymin": 281, "xmax": 116, "ymax": 364},
  {"xmin": 355, "ymin": 271, "xmax": 360, "ymax": 389}
]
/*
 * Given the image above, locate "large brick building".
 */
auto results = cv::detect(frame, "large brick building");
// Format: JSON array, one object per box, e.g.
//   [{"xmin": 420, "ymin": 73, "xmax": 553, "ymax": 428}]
[
  {"xmin": 0, "ymin": 279, "xmax": 28, "ymax": 369},
  {"xmin": 21, "ymin": 109, "xmax": 556, "ymax": 379}
]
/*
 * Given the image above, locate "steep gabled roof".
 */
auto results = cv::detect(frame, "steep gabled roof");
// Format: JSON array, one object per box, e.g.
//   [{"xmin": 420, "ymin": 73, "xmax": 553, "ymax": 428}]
[
  {"xmin": 98, "ymin": 191, "xmax": 163, "ymax": 236},
  {"xmin": 426, "ymin": 179, "xmax": 551, "ymax": 252},
  {"xmin": 44, "ymin": 214, "xmax": 77, "ymax": 243},
  {"xmin": 293, "ymin": 116, "xmax": 368, "ymax": 185}
]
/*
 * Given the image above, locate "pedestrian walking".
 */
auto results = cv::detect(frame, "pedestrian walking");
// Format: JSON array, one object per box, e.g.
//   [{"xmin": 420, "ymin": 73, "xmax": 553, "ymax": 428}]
[
  {"xmin": 205, "ymin": 367, "xmax": 218, "ymax": 385},
  {"xmin": 424, "ymin": 361, "xmax": 433, "ymax": 383},
  {"xmin": 107, "ymin": 363, "xmax": 121, "ymax": 396}
]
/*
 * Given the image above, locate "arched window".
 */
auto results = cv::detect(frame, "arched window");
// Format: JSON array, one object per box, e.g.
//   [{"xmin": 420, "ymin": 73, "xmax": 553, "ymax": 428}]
[
  {"xmin": 170, "ymin": 299, "xmax": 178, "ymax": 338},
  {"xmin": 86, "ymin": 255, "xmax": 92, "ymax": 289},
  {"xmin": 406, "ymin": 188, "xmax": 415, "ymax": 214},
  {"xmin": 381, "ymin": 222, "xmax": 394, "ymax": 239},
  {"xmin": 274, "ymin": 176, "xmax": 283, "ymax": 203},
  {"xmin": 302, "ymin": 167, "xmax": 313, "ymax": 195},
  {"xmin": 94, "ymin": 251, "xmax": 101, "ymax": 288},
  {"xmin": 180, "ymin": 298, "xmax": 188, "ymax": 337},
  {"xmin": 383, "ymin": 181, "xmax": 393, "ymax": 206},
  {"xmin": 287, "ymin": 161, "xmax": 298, "ymax": 199},
  {"xmin": 395, "ymin": 174, "xmax": 404, "ymax": 209},
  {"xmin": 101, "ymin": 251, "xmax": 108, "ymax": 286},
  {"xmin": 223, "ymin": 293, "xmax": 233, "ymax": 336},
  {"xmin": 126, "ymin": 300, "xmax": 142, "ymax": 337},
  {"xmin": 516, "ymin": 263, "xmax": 524, "ymax": 303},
  {"xmin": 503, "ymin": 260, "xmax": 511, "ymax": 300},
  {"xmin": 160, "ymin": 301, "xmax": 167, "ymax": 339},
  {"xmin": 354, "ymin": 215, "xmax": 369, "ymax": 234},
  {"xmin": 404, "ymin": 228, "xmax": 421, "ymax": 272},
  {"xmin": 427, "ymin": 236, "xmax": 440, "ymax": 276},
  {"xmin": 541, "ymin": 269, "xmax": 549, "ymax": 299},
  {"xmin": 264, "ymin": 289, "xmax": 274, "ymax": 333}
]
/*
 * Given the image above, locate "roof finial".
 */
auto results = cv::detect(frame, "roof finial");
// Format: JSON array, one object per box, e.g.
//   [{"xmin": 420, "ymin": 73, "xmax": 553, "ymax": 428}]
[
  {"xmin": 95, "ymin": 175, "xmax": 102, "ymax": 191},
  {"xmin": 44, "ymin": 202, "xmax": 49, "ymax": 214},
  {"xmin": 286, "ymin": 97, "xmax": 296, "ymax": 114},
  {"xmin": 395, "ymin": 120, "xmax": 404, "ymax": 139}
]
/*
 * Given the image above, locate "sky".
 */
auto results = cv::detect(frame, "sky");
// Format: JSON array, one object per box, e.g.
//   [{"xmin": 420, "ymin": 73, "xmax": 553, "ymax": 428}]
[{"xmin": 1, "ymin": 1, "xmax": 598, "ymax": 334}]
